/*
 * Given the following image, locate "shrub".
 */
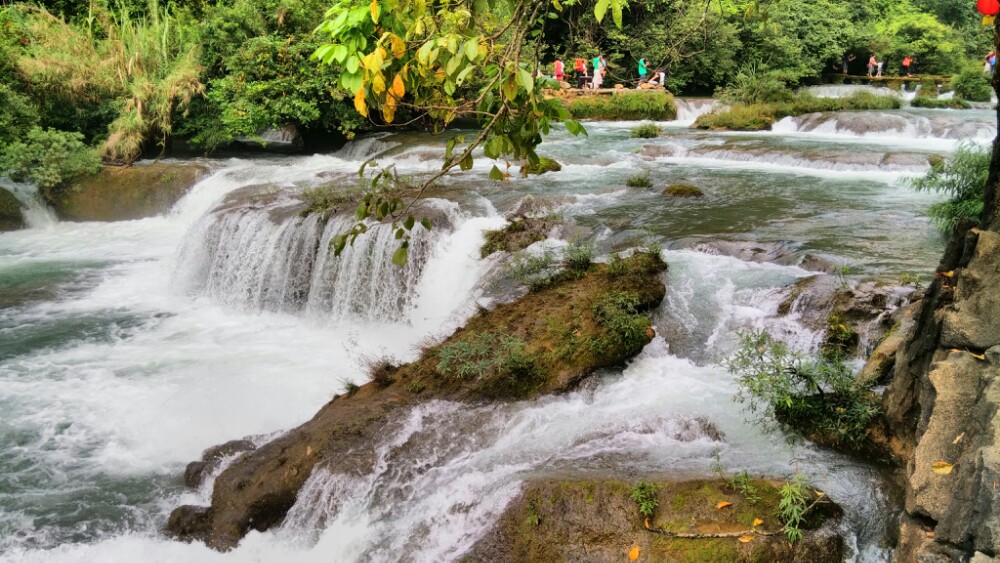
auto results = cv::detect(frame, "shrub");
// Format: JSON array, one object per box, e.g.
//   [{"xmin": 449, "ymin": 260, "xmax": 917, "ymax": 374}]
[
  {"xmin": 630, "ymin": 123, "xmax": 661, "ymax": 139},
  {"xmin": 951, "ymin": 66, "xmax": 992, "ymax": 102},
  {"xmin": 436, "ymin": 332, "xmax": 541, "ymax": 397},
  {"xmin": 777, "ymin": 473, "xmax": 810, "ymax": 544},
  {"xmin": 568, "ymin": 91, "xmax": 677, "ymax": 121},
  {"xmin": 717, "ymin": 64, "xmax": 793, "ymax": 105},
  {"xmin": 909, "ymin": 142, "xmax": 990, "ymax": 233},
  {"xmin": 589, "ymin": 290, "xmax": 650, "ymax": 355},
  {"xmin": 725, "ymin": 330, "xmax": 882, "ymax": 448},
  {"xmin": 694, "ymin": 104, "xmax": 778, "ymax": 131},
  {"xmin": 0, "ymin": 127, "xmax": 100, "ymax": 189},
  {"xmin": 365, "ymin": 357, "xmax": 398, "ymax": 388},
  {"xmin": 563, "ymin": 241, "xmax": 594, "ymax": 273},
  {"xmin": 625, "ymin": 171, "xmax": 653, "ymax": 188},
  {"xmin": 630, "ymin": 482, "xmax": 659, "ymax": 518},
  {"xmin": 504, "ymin": 249, "xmax": 558, "ymax": 289}
]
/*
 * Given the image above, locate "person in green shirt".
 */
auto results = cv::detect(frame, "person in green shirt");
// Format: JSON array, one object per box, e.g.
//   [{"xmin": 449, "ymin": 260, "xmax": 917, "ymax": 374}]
[{"xmin": 638, "ymin": 58, "xmax": 648, "ymax": 82}]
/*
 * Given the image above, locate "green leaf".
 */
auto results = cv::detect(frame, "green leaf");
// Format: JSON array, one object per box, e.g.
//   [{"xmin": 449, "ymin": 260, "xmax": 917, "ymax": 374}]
[
  {"xmin": 356, "ymin": 200, "xmax": 369, "ymax": 219},
  {"xmin": 391, "ymin": 244, "xmax": 409, "ymax": 266},
  {"xmin": 459, "ymin": 153, "xmax": 473, "ymax": 170},
  {"xmin": 443, "ymin": 80, "xmax": 456, "ymax": 95},
  {"xmin": 404, "ymin": 215, "xmax": 415, "ymax": 230},
  {"xmin": 358, "ymin": 159, "xmax": 370, "ymax": 178},
  {"xmin": 612, "ymin": 1, "xmax": 622, "ymax": 27},
  {"xmin": 464, "ymin": 38, "xmax": 479, "ymax": 61},
  {"xmin": 346, "ymin": 55, "xmax": 360, "ymax": 73},
  {"xmin": 516, "ymin": 68, "xmax": 534, "ymax": 92},
  {"xmin": 395, "ymin": 227, "xmax": 405, "ymax": 239},
  {"xmin": 594, "ymin": 0, "xmax": 610, "ymax": 22},
  {"xmin": 489, "ymin": 165, "xmax": 505, "ymax": 181},
  {"xmin": 333, "ymin": 45, "xmax": 348, "ymax": 63},
  {"xmin": 502, "ymin": 75, "xmax": 518, "ymax": 101},
  {"xmin": 421, "ymin": 217, "xmax": 433, "ymax": 230}
]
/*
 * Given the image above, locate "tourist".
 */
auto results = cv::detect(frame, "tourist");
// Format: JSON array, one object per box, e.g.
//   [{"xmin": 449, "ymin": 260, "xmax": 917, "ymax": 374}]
[
  {"xmin": 842, "ymin": 53, "xmax": 856, "ymax": 74},
  {"xmin": 554, "ymin": 58, "xmax": 564, "ymax": 83},
  {"xmin": 638, "ymin": 57, "xmax": 648, "ymax": 83},
  {"xmin": 867, "ymin": 54, "xmax": 876, "ymax": 78},
  {"xmin": 648, "ymin": 70, "xmax": 665, "ymax": 87},
  {"xmin": 876, "ymin": 57, "xmax": 884, "ymax": 78},
  {"xmin": 591, "ymin": 55, "xmax": 606, "ymax": 90},
  {"xmin": 991, "ymin": 52, "xmax": 997, "ymax": 74},
  {"xmin": 901, "ymin": 55, "xmax": 912, "ymax": 77},
  {"xmin": 574, "ymin": 57, "xmax": 588, "ymax": 89}
]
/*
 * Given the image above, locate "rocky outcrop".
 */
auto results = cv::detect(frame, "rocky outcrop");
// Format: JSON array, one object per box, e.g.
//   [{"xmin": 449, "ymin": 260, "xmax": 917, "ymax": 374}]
[
  {"xmin": 467, "ymin": 479, "xmax": 844, "ymax": 562},
  {"xmin": 0, "ymin": 187, "xmax": 24, "ymax": 231},
  {"xmin": 167, "ymin": 252, "xmax": 668, "ymax": 549},
  {"xmin": 882, "ymin": 228, "xmax": 1000, "ymax": 561},
  {"xmin": 45, "ymin": 162, "xmax": 208, "ymax": 221}
]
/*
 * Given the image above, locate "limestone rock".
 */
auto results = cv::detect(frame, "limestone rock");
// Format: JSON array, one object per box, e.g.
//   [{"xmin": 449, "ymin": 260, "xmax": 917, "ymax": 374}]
[
  {"xmin": 941, "ymin": 231, "xmax": 1000, "ymax": 351},
  {"xmin": 0, "ymin": 187, "xmax": 24, "ymax": 231},
  {"xmin": 49, "ymin": 162, "xmax": 208, "ymax": 222}
]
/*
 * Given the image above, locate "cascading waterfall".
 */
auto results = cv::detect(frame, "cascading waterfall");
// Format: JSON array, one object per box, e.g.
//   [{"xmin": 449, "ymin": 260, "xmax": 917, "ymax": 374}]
[
  {"xmin": 0, "ymin": 178, "xmax": 57, "ymax": 228},
  {"xmin": 771, "ymin": 110, "xmax": 996, "ymax": 146},
  {"xmin": 671, "ymin": 98, "xmax": 718, "ymax": 125},
  {"xmin": 175, "ymin": 197, "xmax": 448, "ymax": 322}
]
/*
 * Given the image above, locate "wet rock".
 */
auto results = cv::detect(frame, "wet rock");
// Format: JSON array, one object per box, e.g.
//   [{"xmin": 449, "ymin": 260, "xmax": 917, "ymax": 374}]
[
  {"xmin": 480, "ymin": 216, "xmax": 556, "ymax": 258},
  {"xmin": 231, "ymin": 124, "xmax": 304, "ymax": 153},
  {"xmin": 47, "ymin": 162, "xmax": 208, "ymax": 222},
  {"xmin": 183, "ymin": 439, "xmax": 258, "ymax": 488},
  {"xmin": 0, "ymin": 187, "xmax": 24, "ymax": 231},
  {"xmin": 672, "ymin": 417, "xmax": 725, "ymax": 442},
  {"xmin": 166, "ymin": 253, "xmax": 669, "ymax": 549},
  {"xmin": 799, "ymin": 253, "xmax": 838, "ymax": 274},
  {"xmin": 467, "ymin": 479, "xmax": 844, "ymax": 563},
  {"xmin": 663, "ymin": 183, "xmax": 704, "ymax": 198},
  {"xmin": 166, "ymin": 505, "xmax": 213, "ymax": 543},
  {"xmin": 858, "ymin": 301, "xmax": 920, "ymax": 386}
]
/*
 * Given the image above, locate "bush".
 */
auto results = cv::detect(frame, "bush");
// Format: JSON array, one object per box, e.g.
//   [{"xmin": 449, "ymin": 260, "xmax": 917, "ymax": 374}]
[
  {"xmin": 777, "ymin": 473, "xmax": 810, "ymax": 544},
  {"xmin": 589, "ymin": 290, "xmax": 650, "ymax": 355},
  {"xmin": 694, "ymin": 92, "xmax": 900, "ymax": 131},
  {"xmin": 0, "ymin": 127, "xmax": 100, "ymax": 189},
  {"xmin": 630, "ymin": 123, "xmax": 661, "ymax": 139},
  {"xmin": 717, "ymin": 64, "xmax": 794, "ymax": 105},
  {"xmin": 725, "ymin": 330, "xmax": 882, "ymax": 448},
  {"xmin": 436, "ymin": 332, "xmax": 541, "ymax": 397},
  {"xmin": 568, "ymin": 91, "xmax": 677, "ymax": 120},
  {"xmin": 630, "ymin": 482, "xmax": 659, "ymax": 518},
  {"xmin": 910, "ymin": 97, "xmax": 972, "ymax": 109},
  {"xmin": 626, "ymin": 171, "xmax": 652, "ymax": 188},
  {"xmin": 909, "ymin": 142, "xmax": 990, "ymax": 233},
  {"xmin": 951, "ymin": 66, "xmax": 992, "ymax": 102},
  {"xmin": 563, "ymin": 241, "xmax": 594, "ymax": 273}
]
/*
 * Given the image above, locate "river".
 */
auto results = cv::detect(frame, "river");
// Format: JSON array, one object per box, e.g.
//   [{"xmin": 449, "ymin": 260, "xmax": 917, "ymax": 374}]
[{"xmin": 0, "ymin": 97, "xmax": 994, "ymax": 562}]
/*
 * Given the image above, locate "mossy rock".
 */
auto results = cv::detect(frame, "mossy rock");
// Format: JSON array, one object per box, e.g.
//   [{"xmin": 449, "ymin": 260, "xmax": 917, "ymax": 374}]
[
  {"xmin": 663, "ymin": 184, "xmax": 704, "ymax": 198},
  {"xmin": 467, "ymin": 478, "xmax": 845, "ymax": 563},
  {"xmin": 0, "ymin": 187, "xmax": 25, "ymax": 232},
  {"xmin": 524, "ymin": 157, "xmax": 562, "ymax": 175},
  {"xmin": 46, "ymin": 162, "xmax": 209, "ymax": 222},
  {"xmin": 481, "ymin": 216, "xmax": 554, "ymax": 257},
  {"xmin": 167, "ymin": 252, "xmax": 669, "ymax": 549}
]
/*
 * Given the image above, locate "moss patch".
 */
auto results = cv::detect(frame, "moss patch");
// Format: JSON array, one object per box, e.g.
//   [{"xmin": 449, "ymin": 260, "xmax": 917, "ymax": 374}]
[
  {"xmin": 47, "ymin": 162, "xmax": 208, "ymax": 221},
  {"xmin": 523, "ymin": 157, "xmax": 562, "ymax": 175},
  {"xmin": 664, "ymin": 184, "xmax": 704, "ymax": 198},
  {"xmin": 0, "ymin": 187, "xmax": 24, "ymax": 231},
  {"xmin": 467, "ymin": 478, "xmax": 844, "ymax": 563},
  {"xmin": 481, "ymin": 216, "xmax": 553, "ymax": 257}
]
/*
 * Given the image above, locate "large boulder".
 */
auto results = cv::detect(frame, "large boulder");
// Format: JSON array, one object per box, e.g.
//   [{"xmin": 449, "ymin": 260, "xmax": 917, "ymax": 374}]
[
  {"xmin": 46, "ymin": 162, "xmax": 208, "ymax": 221},
  {"xmin": 0, "ymin": 187, "xmax": 24, "ymax": 231}
]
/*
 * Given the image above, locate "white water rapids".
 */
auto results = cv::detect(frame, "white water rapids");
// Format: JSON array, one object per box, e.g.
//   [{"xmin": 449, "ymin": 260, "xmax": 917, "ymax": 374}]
[{"xmin": 0, "ymin": 98, "xmax": 992, "ymax": 561}]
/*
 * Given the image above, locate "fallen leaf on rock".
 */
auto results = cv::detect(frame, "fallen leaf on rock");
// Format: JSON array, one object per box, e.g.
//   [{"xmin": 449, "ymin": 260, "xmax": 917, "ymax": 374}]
[
  {"xmin": 972, "ymin": 352, "xmax": 987, "ymax": 361},
  {"xmin": 752, "ymin": 518, "xmax": 764, "ymax": 527},
  {"xmin": 814, "ymin": 490, "xmax": 825, "ymax": 497},
  {"xmin": 939, "ymin": 271, "xmax": 955, "ymax": 278},
  {"xmin": 644, "ymin": 518, "xmax": 650, "ymax": 529},
  {"xmin": 953, "ymin": 433, "xmax": 965, "ymax": 445},
  {"xmin": 629, "ymin": 545, "xmax": 640, "ymax": 561},
  {"xmin": 925, "ymin": 531, "xmax": 935, "ymax": 538},
  {"xmin": 738, "ymin": 535, "xmax": 753, "ymax": 543},
  {"xmin": 716, "ymin": 501, "xmax": 732, "ymax": 510},
  {"xmin": 306, "ymin": 446, "xmax": 313, "ymax": 457},
  {"xmin": 932, "ymin": 461, "xmax": 954, "ymax": 475}
]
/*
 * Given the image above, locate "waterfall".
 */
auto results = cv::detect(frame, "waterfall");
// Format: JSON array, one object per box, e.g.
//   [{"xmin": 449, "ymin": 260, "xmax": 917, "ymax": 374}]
[
  {"xmin": 0, "ymin": 179, "xmax": 57, "ymax": 228},
  {"xmin": 771, "ymin": 110, "xmax": 996, "ymax": 145},
  {"xmin": 175, "ymin": 197, "xmax": 446, "ymax": 322},
  {"xmin": 332, "ymin": 134, "xmax": 399, "ymax": 161},
  {"xmin": 672, "ymin": 98, "xmax": 718, "ymax": 125}
]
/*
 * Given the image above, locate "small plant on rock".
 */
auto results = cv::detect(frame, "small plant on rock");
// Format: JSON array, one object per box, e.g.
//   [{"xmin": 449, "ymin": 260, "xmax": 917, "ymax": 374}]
[
  {"xmin": 563, "ymin": 241, "xmax": 594, "ymax": 273},
  {"xmin": 630, "ymin": 123, "xmax": 662, "ymax": 139},
  {"xmin": 630, "ymin": 481, "xmax": 659, "ymax": 518},
  {"xmin": 626, "ymin": 171, "xmax": 653, "ymax": 188},
  {"xmin": 777, "ymin": 473, "xmax": 810, "ymax": 543}
]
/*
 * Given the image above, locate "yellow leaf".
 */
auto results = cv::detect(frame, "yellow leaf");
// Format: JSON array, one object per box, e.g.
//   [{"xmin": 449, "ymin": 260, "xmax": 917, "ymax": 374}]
[
  {"xmin": 306, "ymin": 446, "xmax": 313, "ymax": 457},
  {"xmin": 953, "ymin": 433, "xmax": 965, "ymax": 445},
  {"xmin": 628, "ymin": 545, "xmax": 640, "ymax": 560},
  {"xmin": 940, "ymin": 270, "xmax": 955, "ymax": 278},
  {"xmin": 752, "ymin": 518, "xmax": 763, "ymax": 527},
  {"xmin": 932, "ymin": 461, "xmax": 954, "ymax": 475},
  {"xmin": 390, "ymin": 34, "xmax": 406, "ymax": 59},
  {"xmin": 644, "ymin": 518, "xmax": 650, "ymax": 529},
  {"xmin": 738, "ymin": 535, "xmax": 753, "ymax": 543},
  {"xmin": 354, "ymin": 88, "xmax": 368, "ymax": 117},
  {"xmin": 715, "ymin": 501, "xmax": 732, "ymax": 510},
  {"xmin": 370, "ymin": 0, "xmax": 379, "ymax": 22},
  {"xmin": 814, "ymin": 490, "xmax": 825, "ymax": 497},
  {"xmin": 972, "ymin": 352, "xmax": 987, "ymax": 361},
  {"xmin": 372, "ymin": 73, "xmax": 386, "ymax": 95},
  {"xmin": 392, "ymin": 74, "xmax": 405, "ymax": 99}
]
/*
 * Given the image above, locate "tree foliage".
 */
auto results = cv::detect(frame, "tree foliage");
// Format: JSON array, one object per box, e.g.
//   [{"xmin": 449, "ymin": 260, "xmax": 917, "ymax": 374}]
[{"xmin": 910, "ymin": 143, "xmax": 990, "ymax": 233}]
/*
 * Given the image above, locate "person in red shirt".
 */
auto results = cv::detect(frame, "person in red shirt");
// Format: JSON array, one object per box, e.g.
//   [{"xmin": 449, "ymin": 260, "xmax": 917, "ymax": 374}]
[
  {"xmin": 901, "ymin": 56, "xmax": 912, "ymax": 77},
  {"xmin": 554, "ymin": 59, "xmax": 564, "ymax": 82},
  {"xmin": 573, "ymin": 57, "xmax": 588, "ymax": 89}
]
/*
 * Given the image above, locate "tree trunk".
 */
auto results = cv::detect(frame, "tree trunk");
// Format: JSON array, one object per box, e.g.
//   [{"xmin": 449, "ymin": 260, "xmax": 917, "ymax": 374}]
[{"xmin": 985, "ymin": 19, "xmax": 1000, "ymax": 232}]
